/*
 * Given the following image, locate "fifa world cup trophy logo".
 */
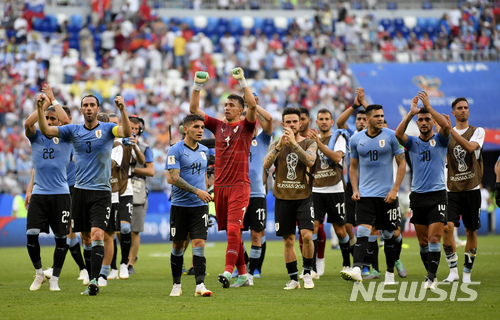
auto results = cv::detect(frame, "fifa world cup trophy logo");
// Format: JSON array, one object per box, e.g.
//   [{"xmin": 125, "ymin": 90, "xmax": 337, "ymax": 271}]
[
  {"xmin": 318, "ymin": 150, "xmax": 329, "ymax": 169},
  {"xmin": 286, "ymin": 153, "xmax": 298, "ymax": 180},
  {"xmin": 453, "ymin": 145, "xmax": 468, "ymax": 172}
]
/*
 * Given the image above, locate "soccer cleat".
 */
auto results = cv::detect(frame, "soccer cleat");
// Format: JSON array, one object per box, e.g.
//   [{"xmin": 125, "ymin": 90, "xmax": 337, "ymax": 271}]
[
  {"xmin": 362, "ymin": 266, "xmax": 371, "ymax": 276},
  {"xmin": 119, "ymin": 263, "xmax": 129, "ymax": 279},
  {"xmin": 170, "ymin": 283, "xmax": 182, "ymax": 297},
  {"xmin": 230, "ymin": 274, "xmax": 249, "ymax": 287},
  {"xmin": 218, "ymin": 271, "xmax": 232, "ymax": 288},
  {"xmin": 443, "ymin": 267, "xmax": 459, "ymax": 282},
  {"xmin": 299, "ymin": 270, "xmax": 319, "ymax": 280},
  {"xmin": 284, "ymin": 279, "xmax": 300, "ymax": 290},
  {"xmin": 363, "ymin": 269, "xmax": 381, "ymax": 280},
  {"xmin": 49, "ymin": 277, "xmax": 60, "ymax": 291},
  {"xmin": 182, "ymin": 265, "xmax": 188, "ymax": 275},
  {"xmin": 316, "ymin": 258, "xmax": 325, "ymax": 277},
  {"xmin": 424, "ymin": 277, "xmax": 438, "ymax": 290},
  {"xmin": 463, "ymin": 272, "xmax": 471, "ymax": 283},
  {"xmin": 43, "ymin": 267, "xmax": 53, "ymax": 279},
  {"xmin": 340, "ymin": 266, "xmax": 362, "ymax": 282},
  {"xmin": 247, "ymin": 273, "xmax": 254, "ymax": 286},
  {"xmin": 81, "ymin": 287, "xmax": 89, "ymax": 295},
  {"xmin": 88, "ymin": 278, "xmax": 99, "ymax": 296},
  {"xmin": 395, "ymin": 259, "xmax": 407, "ymax": 278},
  {"xmin": 78, "ymin": 269, "xmax": 89, "ymax": 281},
  {"xmin": 127, "ymin": 265, "xmax": 135, "ymax": 275},
  {"xmin": 231, "ymin": 268, "xmax": 239, "ymax": 278},
  {"xmin": 30, "ymin": 273, "xmax": 46, "ymax": 291},
  {"xmin": 341, "ymin": 266, "xmax": 351, "ymax": 272},
  {"xmin": 384, "ymin": 271, "xmax": 396, "ymax": 285},
  {"xmin": 108, "ymin": 269, "xmax": 119, "ymax": 280},
  {"xmin": 98, "ymin": 277, "xmax": 107, "ymax": 287},
  {"xmin": 195, "ymin": 283, "xmax": 213, "ymax": 297},
  {"xmin": 303, "ymin": 274, "xmax": 314, "ymax": 289},
  {"xmin": 253, "ymin": 269, "xmax": 261, "ymax": 278}
]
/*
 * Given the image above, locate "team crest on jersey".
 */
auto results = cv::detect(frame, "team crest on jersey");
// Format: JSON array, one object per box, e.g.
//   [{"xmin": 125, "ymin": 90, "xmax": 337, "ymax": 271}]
[
  {"xmin": 430, "ymin": 139, "xmax": 436, "ymax": 147},
  {"xmin": 200, "ymin": 152, "xmax": 207, "ymax": 160},
  {"xmin": 171, "ymin": 228, "xmax": 176, "ymax": 237},
  {"xmin": 275, "ymin": 223, "xmax": 279, "ymax": 232},
  {"xmin": 252, "ymin": 139, "xmax": 258, "ymax": 147},
  {"xmin": 379, "ymin": 139, "xmax": 386, "ymax": 148},
  {"xmin": 234, "ymin": 126, "xmax": 239, "ymax": 133},
  {"xmin": 95, "ymin": 130, "xmax": 102, "ymax": 138},
  {"xmin": 168, "ymin": 156, "xmax": 176, "ymax": 165},
  {"xmin": 52, "ymin": 137, "xmax": 59, "ymax": 144}
]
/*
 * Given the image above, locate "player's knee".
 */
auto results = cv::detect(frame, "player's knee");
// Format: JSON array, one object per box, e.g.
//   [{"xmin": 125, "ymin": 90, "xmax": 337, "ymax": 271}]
[
  {"xmin": 26, "ymin": 228, "xmax": 40, "ymax": 235},
  {"xmin": 283, "ymin": 235, "xmax": 295, "ymax": 248},
  {"xmin": 381, "ymin": 230, "xmax": 394, "ymax": 240},
  {"xmin": 357, "ymin": 225, "xmax": 371, "ymax": 238},
  {"xmin": 226, "ymin": 225, "xmax": 240, "ymax": 241},
  {"xmin": 301, "ymin": 231, "xmax": 313, "ymax": 243},
  {"xmin": 428, "ymin": 234, "xmax": 441, "ymax": 244},
  {"xmin": 121, "ymin": 222, "xmax": 131, "ymax": 234},
  {"xmin": 91, "ymin": 229, "xmax": 104, "ymax": 241}
]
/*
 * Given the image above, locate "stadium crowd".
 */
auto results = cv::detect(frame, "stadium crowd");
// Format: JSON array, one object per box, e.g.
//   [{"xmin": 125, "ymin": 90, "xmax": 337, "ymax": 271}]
[{"xmin": 1, "ymin": 0, "xmax": 499, "ymax": 192}]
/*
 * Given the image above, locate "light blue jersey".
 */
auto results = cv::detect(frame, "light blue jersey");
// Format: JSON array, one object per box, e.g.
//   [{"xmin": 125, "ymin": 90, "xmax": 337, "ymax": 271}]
[
  {"xmin": 249, "ymin": 131, "xmax": 272, "ymax": 198},
  {"xmin": 67, "ymin": 145, "xmax": 75, "ymax": 187},
  {"xmin": 166, "ymin": 142, "xmax": 209, "ymax": 207},
  {"xmin": 29, "ymin": 130, "xmax": 72, "ymax": 195},
  {"xmin": 350, "ymin": 128, "xmax": 404, "ymax": 197},
  {"xmin": 58, "ymin": 122, "xmax": 117, "ymax": 191},
  {"xmin": 405, "ymin": 133, "xmax": 449, "ymax": 193},
  {"xmin": 344, "ymin": 127, "xmax": 355, "ymax": 183}
]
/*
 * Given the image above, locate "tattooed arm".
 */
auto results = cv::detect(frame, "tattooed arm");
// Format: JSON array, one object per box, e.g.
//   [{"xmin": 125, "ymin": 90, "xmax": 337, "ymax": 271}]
[
  {"xmin": 263, "ymin": 140, "xmax": 280, "ymax": 170},
  {"xmin": 166, "ymin": 169, "xmax": 213, "ymax": 203},
  {"xmin": 291, "ymin": 141, "xmax": 317, "ymax": 168}
]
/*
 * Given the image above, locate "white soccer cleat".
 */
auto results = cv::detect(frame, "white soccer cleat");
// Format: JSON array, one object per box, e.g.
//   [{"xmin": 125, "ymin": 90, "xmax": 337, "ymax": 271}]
[
  {"xmin": 108, "ymin": 269, "xmax": 119, "ymax": 280},
  {"xmin": 119, "ymin": 263, "xmax": 129, "ymax": 279},
  {"xmin": 341, "ymin": 266, "xmax": 351, "ymax": 272},
  {"xmin": 170, "ymin": 283, "xmax": 182, "ymax": 296},
  {"xmin": 340, "ymin": 266, "xmax": 362, "ymax": 282},
  {"xmin": 443, "ymin": 267, "xmax": 459, "ymax": 282},
  {"xmin": 98, "ymin": 276, "xmax": 108, "ymax": 287},
  {"xmin": 43, "ymin": 267, "xmax": 53, "ymax": 279},
  {"xmin": 455, "ymin": 238, "xmax": 467, "ymax": 247},
  {"xmin": 283, "ymin": 279, "xmax": 300, "ymax": 290},
  {"xmin": 247, "ymin": 273, "xmax": 254, "ymax": 286},
  {"xmin": 299, "ymin": 270, "xmax": 319, "ymax": 280},
  {"xmin": 384, "ymin": 271, "xmax": 396, "ymax": 285},
  {"xmin": 49, "ymin": 277, "xmax": 60, "ymax": 291},
  {"xmin": 424, "ymin": 277, "xmax": 438, "ymax": 290},
  {"xmin": 316, "ymin": 258, "xmax": 325, "ymax": 277},
  {"xmin": 78, "ymin": 268, "xmax": 88, "ymax": 280},
  {"xmin": 194, "ymin": 283, "xmax": 213, "ymax": 297},
  {"xmin": 30, "ymin": 273, "xmax": 46, "ymax": 291},
  {"xmin": 303, "ymin": 274, "xmax": 315, "ymax": 289},
  {"xmin": 463, "ymin": 272, "xmax": 471, "ymax": 283}
]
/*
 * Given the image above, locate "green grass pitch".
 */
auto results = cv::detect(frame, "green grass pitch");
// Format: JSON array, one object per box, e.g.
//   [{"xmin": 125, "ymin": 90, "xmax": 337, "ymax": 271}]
[{"xmin": 1, "ymin": 235, "xmax": 499, "ymax": 319}]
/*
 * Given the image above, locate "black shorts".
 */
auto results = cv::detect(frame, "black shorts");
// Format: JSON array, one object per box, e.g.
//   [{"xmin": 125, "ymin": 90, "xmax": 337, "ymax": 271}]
[
  {"xmin": 344, "ymin": 182, "xmax": 356, "ymax": 226},
  {"xmin": 243, "ymin": 197, "xmax": 267, "ymax": 232},
  {"xmin": 27, "ymin": 194, "xmax": 70, "ymax": 235},
  {"xmin": 106, "ymin": 202, "xmax": 120, "ymax": 232},
  {"xmin": 71, "ymin": 188, "xmax": 112, "ymax": 232},
  {"xmin": 118, "ymin": 195, "xmax": 133, "ymax": 223},
  {"xmin": 313, "ymin": 192, "xmax": 346, "ymax": 226},
  {"xmin": 447, "ymin": 190, "xmax": 481, "ymax": 230},
  {"xmin": 275, "ymin": 197, "xmax": 314, "ymax": 236},
  {"xmin": 355, "ymin": 197, "xmax": 400, "ymax": 231},
  {"xmin": 409, "ymin": 190, "xmax": 447, "ymax": 226},
  {"xmin": 170, "ymin": 205, "xmax": 209, "ymax": 241}
]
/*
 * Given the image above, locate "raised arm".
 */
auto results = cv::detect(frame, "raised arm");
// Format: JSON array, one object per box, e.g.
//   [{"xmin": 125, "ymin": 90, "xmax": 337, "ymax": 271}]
[
  {"xmin": 25, "ymin": 94, "xmax": 50, "ymax": 137},
  {"xmin": 444, "ymin": 115, "xmax": 481, "ymax": 153},
  {"xmin": 37, "ymin": 96, "xmax": 60, "ymax": 137},
  {"xmin": 395, "ymin": 95, "xmax": 419, "ymax": 145},
  {"xmin": 307, "ymin": 130, "xmax": 344, "ymax": 164},
  {"xmin": 418, "ymin": 91, "xmax": 450, "ymax": 137},
  {"xmin": 337, "ymin": 87, "xmax": 367, "ymax": 129},
  {"xmin": 285, "ymin": 128, "xmax": 317, "ymax": 167},
  {"xmin": 42, "ymin": 84, "xmax": 70, "ymax": 125},
  {"xmin": 256, "ymin": 104, "xmax": 273, "ymax": 135},
  {"xmin": 232, "ymin": 67, "xmax": 256, "ymax": 123},
  {"xmin": 190, "ymin": 71, "xmax": 209, "ymax": 118},
  {"xmin": 166, "ymin": 168, "xmax": 212, "ymax": 203},
  {"xmin": 115, "ymin": 96, "xmax": 131, "ymax": 138}
]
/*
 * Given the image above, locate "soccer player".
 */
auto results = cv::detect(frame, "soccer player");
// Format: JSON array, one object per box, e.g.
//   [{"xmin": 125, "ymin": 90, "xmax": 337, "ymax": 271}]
[
  {"xmin": 395, "ymin": 91, "xmax": 450, "ymax": 290},
  {"xmin": 442, "ymin": 97, "xmax": 485, "ymax": 283},
  {"xmin": 241, "ymin": 94, "xmax": 273, "ymax": 285},
  {"xmin": 340, "ymin": 104, "xmax": 406, "ymax": 284},
  {"xmin": 495, "ymin": 157, "xmax": 500, "ymax": 206},
  {"xmin": 128, "ymin": 116, "xmax": 155, "ymax": 275},
  {"xmin": 38, "ymin": 94, "xmax": 131, "ymax": 295},
  {"xmin": 25, "ymin": 93, "xmax": 72, "ymax": 291},
  {"xmin": 263, "ymin": 107, "xmax": 317, "ymax": 290},
  {"xmin": 189, "ymin": 68, "xmax": 257, "ymax": 288},
  {"xmin": 166, "ymin": 114, "xmax": 213, "ymax": 297},
  {"xmin": 307, "ymin": 108, "xmax": 350, "ymax": 273}
]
